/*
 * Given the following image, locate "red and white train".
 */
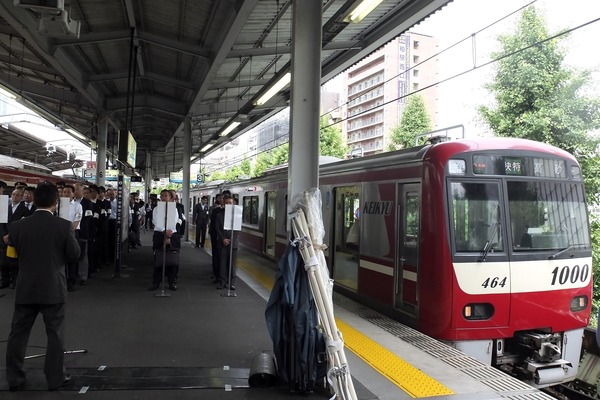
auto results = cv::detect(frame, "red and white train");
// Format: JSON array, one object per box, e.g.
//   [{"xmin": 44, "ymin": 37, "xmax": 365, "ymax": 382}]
[
  {"xmin": 0, "ymin": 155, "xmax": 77, "ymax": 187},
  {"xmin": 190, "ymin": 137, "xmax": 592, "ymax": 387}
]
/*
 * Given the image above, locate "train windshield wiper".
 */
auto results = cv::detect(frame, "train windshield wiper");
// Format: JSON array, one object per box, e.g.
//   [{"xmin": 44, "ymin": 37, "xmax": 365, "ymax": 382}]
[
  {"xmin": 479, "ymin": 222, "xmax": 499, "ymax": 262},
  {"xmin": 548, "ymin": 243, "xmax": 587, "ymax": 259}
]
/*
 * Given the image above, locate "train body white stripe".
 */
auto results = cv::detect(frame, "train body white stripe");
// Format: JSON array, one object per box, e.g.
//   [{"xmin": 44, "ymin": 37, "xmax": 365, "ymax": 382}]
[
  {"xmin": 454, "ymin": 257, "xmax": 592, "ymax": 295},
  {"xmin": 360, "ymin": 259, "xmax": 393, "ymax": 276}
]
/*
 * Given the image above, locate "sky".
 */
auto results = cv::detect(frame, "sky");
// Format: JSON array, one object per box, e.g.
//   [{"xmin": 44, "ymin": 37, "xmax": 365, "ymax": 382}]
[{"xmin": 408, "ymin": 0, "xmax": 600, "ymax": 137}]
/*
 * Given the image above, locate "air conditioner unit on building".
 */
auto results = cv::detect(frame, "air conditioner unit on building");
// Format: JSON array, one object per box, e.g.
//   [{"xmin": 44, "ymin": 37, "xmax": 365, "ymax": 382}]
[
  {"xmin": 38, "ymin": 9, "xmax": 80, "ymax": 38},
  {"xmin": 14, "ymin": 0, "xmax": 64, "ymax": 13}
]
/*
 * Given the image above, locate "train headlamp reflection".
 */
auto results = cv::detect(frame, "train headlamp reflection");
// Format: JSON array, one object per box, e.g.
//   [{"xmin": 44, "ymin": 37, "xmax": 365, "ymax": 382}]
[
  {"xmin": 570, "ymin": 295, "xmax": 588, "ymax": 311},
  {"xmin": 463, "ymin": 303, "xmax": 494, "ymax": 320}
]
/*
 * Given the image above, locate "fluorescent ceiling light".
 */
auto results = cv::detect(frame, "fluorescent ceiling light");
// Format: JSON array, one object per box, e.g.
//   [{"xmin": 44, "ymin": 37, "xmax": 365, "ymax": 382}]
[
  {"xmin": 220, "ymin": 121, "xmax": 241, "ymax": 137},
  {"xmin": 201, "ymin": 143, "xmax": 214, "ymax": 152},
  {"xmin": 344, "ymin": 0, "xmax": 384, "ymax": 23},
  {"xmin": 254, "ymin": 72, "xmax": 291, "ymax": 106},
  {"xmin": 0, "ymin": 86, "xmax": 16, "ymax": 99},
  {"xmin": 66, "ymin": 128, "xmax": 87, "ymax": 141}
]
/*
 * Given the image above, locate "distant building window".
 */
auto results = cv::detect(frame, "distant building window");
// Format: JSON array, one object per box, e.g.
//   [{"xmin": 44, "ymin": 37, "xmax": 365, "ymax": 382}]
[
  {"xmin": 413, "ymin": 83, "xmax": 419, "ymax": 91},
  {"xmin": 413, "ymin": 40, "xmax": 420, "ymax": 49},
  {"xmin": 413, "ymin": 55, "xmax": 419, "ymax": 63},
  {"xmin": 413, "ymin": 69, "xmax": 419, "ymax": 77}
]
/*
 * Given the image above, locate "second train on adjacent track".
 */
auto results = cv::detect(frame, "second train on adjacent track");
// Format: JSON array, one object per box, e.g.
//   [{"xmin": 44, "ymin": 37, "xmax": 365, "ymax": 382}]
[{"xmin": 190, "ymin": 137, "xmax": 592, "ymax": 388}]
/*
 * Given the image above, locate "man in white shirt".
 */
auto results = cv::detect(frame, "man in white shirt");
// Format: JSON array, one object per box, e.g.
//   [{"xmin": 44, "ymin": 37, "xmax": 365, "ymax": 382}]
[{"xmin": 62, "ymin": 185, "xmax": 82, "ymax": 291}]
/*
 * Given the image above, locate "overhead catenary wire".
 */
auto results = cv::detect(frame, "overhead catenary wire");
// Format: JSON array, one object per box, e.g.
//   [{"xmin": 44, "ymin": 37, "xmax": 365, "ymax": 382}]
[{"xmin": 203, "ymin": 4, "xmax": 600, "ymax": 175}]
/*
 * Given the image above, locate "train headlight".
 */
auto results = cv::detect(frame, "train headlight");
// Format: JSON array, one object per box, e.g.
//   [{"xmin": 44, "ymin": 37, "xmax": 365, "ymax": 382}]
[
  {"xmin": 570, "ymin": 295, "xmax": 588, "ymax": 312},
  {"xmin": 463, "ymin": 303, "xmax": 494, "ymax": 320}
]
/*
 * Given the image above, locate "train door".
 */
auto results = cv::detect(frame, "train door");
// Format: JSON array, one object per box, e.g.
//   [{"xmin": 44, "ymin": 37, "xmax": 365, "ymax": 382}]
[
  {"xmin": 265, "ymin": 191, "xmax": 276, "ymax": 257},
  {"xmin": 395, "ymin": 183, "xmax": 420, "ymax": 314},
  {"xmin": 333, "ymin": 186, "xmax": 360, "ymax": 291}
]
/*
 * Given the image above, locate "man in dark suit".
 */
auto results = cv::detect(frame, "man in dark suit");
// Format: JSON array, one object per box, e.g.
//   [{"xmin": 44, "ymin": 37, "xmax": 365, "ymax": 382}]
[
  {"xmin": 5, "ymin": 182, "xmax": 80, "ymax": 391},
  {"xmin": 192, "ymin": 195, "xmax": 210, "ymax": 247},
  {"xmin": 1, "ymin": 189, "xmax": 28, "ymax": 288},
  {"xmin": 208, "ymin": 193, "xmax": 224, "ymax": 283},
  {"xmin": 22, "ymin": 187, "xmax": 37, "ymax": 216}
]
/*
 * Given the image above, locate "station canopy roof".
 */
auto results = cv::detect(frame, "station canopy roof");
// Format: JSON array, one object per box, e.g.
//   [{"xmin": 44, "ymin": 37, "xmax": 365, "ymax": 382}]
[{"xmin": 0, "ymin": 0, "xmax": 451, "ymax": 174}]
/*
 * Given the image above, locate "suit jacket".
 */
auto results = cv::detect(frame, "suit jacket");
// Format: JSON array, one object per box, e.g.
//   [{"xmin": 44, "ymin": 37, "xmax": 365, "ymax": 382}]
[
  {"xmin": 9, "ymin": 202, "xmax": 30, "ymax": 222},
  {"xmin": 77, "ymin": 197, "xmax": 93, "ymax": 240},
  {"xmin": 193, "ymin": 203, "xmax": 210, "ymax": 226},
  {"xmin": 9, "ymin": 210, "xmax": 80, "ymax": 304},
  {"xmin": 214, "ymin": 210, "xmax": 239, "ymax": 249},
  {"xmin": 22, "ymin": 202, "xmax": 37, "ymax": 216}
]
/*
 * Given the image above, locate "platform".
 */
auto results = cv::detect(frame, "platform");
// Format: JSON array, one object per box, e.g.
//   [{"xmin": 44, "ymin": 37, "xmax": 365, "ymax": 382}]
[{"xmin": 0, "ymin": 228, "xmax": 553, "ymax": 399}]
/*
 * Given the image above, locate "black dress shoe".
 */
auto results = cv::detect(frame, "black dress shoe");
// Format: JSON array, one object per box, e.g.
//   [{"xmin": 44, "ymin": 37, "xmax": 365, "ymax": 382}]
[
  {"xmin": 229, "ymin": 285, "xmax": 236, "ymax": 291},
  {"xmin": 49, "ymin": 373, "xmax": 71, "ymax": 391},
  {"xmin": 9, "ymin": 383, "xmax": 24, "ymax": 392},
  {"xmin": 148, "ymin": 284, "xmax": 159, "ymax": 291},
  {"xmin": 168, "ymin": 284, "xmax": 177, "ymax": 291}
]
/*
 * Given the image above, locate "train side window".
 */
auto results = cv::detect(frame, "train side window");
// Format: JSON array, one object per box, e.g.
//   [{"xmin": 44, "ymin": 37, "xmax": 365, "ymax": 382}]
[
  {"xmin": 404, "ymin": 195, "xmax": 419, "ymax": 246},
  {"xmin": 242, "ymin": 195, "xmax": 259, "ymax": 225},
  {"xmin": 450, "ymin": 181, "xmax": 503, "ymax": 253}
]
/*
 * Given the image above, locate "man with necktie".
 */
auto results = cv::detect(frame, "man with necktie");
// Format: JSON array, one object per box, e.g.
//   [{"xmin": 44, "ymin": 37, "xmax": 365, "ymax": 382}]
[
  {"xmin": 192, "ymin": 196, "xmax": 210, "ymax": 248},
  {"xmin": 22, "ymin": 187, "xmax": 37, "ymax": 216}
]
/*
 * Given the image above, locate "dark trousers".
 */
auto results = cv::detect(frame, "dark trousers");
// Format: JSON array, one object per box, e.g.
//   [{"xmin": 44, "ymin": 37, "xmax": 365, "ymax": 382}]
[
  {"xmin": 1, "ymin": 263, "xmax": 9, "ymax": 287},
  {"xmin": 153, "ymin": 250, "xmax": 178, "ymax": 286},
  {"xmin": 210, "ymin": 235, "xmax": 220, "ymax": 278},
  {"xmin": 1, "ymin": 257, "xmax": 18, "ymax": 287},
  {"xmin": 218, "ymin": 246, "xmax": 237, "ymax": 286},
  {"xmin": 6, "ymin": 303, "xmax": 66, "ymax": 389},
  {"xmin": 195, "ymin": 222, "xmax": 207, "ymax": 247},
  {"xmin": 87, "ymin": 237, "xmax": 97, "ymax": 275}
]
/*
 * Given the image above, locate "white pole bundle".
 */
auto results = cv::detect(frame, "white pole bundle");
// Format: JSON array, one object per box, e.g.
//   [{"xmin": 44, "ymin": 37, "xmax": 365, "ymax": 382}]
[{"xmin": 290, "ymin": 190, "xmax": 357, "ymax": 400}]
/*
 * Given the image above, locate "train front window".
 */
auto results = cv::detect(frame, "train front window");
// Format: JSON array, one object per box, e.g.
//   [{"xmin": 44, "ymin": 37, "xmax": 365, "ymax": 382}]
[
  {"xmin": 508, "ymin": 181, "xmax": 589, "ymax": 251},
  {"xmin": 450, "ymin": 182, "xmax": 503, "ymax": 253}
]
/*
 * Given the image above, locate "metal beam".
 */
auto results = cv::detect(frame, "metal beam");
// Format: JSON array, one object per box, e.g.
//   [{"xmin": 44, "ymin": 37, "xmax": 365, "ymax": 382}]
[{"xmin": 105, "ymin": 94, "xmax": 187, "ymax": 117}]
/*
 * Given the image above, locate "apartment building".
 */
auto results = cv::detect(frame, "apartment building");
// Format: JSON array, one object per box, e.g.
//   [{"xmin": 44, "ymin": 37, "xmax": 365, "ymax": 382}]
[{"xmin": 342, "ymin": 33, "xmax": 438, "ymax": 155}]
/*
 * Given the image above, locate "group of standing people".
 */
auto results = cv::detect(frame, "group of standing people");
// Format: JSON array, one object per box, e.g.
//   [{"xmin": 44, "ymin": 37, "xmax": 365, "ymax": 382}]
[
  {"xmin": 59, "ymin": 182, "xmax": 114, "ymax": 291},
  {"xmin": 0, "ymin": 182, "xmax": 37, "ymax": 289}
]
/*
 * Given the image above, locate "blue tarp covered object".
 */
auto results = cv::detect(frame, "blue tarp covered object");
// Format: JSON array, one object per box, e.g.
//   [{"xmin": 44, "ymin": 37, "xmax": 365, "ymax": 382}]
[{"xmin": 265, "ymin": 243, "xmax": 326, "ymax": 394}]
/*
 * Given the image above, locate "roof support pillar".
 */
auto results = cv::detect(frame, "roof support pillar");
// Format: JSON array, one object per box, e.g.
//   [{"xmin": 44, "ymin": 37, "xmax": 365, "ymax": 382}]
[
  {"xmin": 96, "ymin": 114, "xmax": 108, "ymax": 187},
  {"xmin": 144, "ymin": 150, "xmax": 152, "ymax": 201},
  {"xmin": 288, "ymin": 0, "xmax": 322, "ymax": 216},
  {"xmin": 182, "ymin": 115, "xmax": 192, "ymax": 242}
]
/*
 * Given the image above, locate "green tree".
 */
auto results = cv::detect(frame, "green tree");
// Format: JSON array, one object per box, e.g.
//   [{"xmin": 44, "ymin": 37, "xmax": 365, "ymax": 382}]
[
  {"xmin": 252, "ymin": 151, "xmax": 273, "ymax": 177},
  {"xmin": 271, "ymin": 143, "xmax": 289, "ymax": 165},
  {"xmin": 207, "ymin": 170, "xmax": 226, "ymax": 182},
  {"xmin": 389, "ymin": 94, "xmax": 432, "ymax": 150},
  {"xmin": 320, "ymin": 115, "xmax": 347, "ymax": 158},
  {"xmin": 479, "ymin": 7, "xmax": 600, "ymax": 157},
  {"xmin": 478, "ymin": 6, "xmax": 600, "ymax": 318},
  {"xmin": 240, "ymin": 159, "xmax": 252, "ymax": 177}
]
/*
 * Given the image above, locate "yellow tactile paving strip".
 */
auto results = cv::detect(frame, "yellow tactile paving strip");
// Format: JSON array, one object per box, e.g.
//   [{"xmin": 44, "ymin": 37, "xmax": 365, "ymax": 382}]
[
  {"xmin": 335, "ymin": 318, "xmax": 454, "ymax": 398},
  {"xmin": 237, "ymin": 258, "xmax": 454, "ymax": 398}
]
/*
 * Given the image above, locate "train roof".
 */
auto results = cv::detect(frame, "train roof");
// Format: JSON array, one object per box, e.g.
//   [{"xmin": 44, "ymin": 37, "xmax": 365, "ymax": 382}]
[{"xmin": 195, "ymin": 138, "xmax": 576, "ymax": 190}]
